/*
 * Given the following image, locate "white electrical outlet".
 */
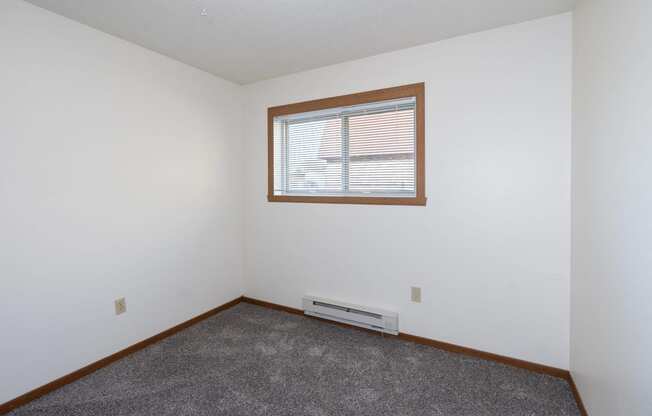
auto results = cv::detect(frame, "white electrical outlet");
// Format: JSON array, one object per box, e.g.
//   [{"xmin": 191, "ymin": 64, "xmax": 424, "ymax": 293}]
[
  {"xmin": 115, "ymin": 297, "xmax": 126, "ymax": 315},
  {"xmin": 411, "ymin": 287, "xmax": 422, "ymax": 303}
]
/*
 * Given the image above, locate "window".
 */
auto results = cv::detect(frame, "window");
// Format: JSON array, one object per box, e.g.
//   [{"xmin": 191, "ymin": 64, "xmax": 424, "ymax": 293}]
[{"xmin": 268, "ymin": 83, "xmax": 425, "ymax": 205}]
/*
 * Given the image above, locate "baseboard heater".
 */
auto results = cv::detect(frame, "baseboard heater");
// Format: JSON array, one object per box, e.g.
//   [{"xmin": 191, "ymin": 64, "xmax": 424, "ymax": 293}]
[{"xmin": 302, "ymin": 295, "xmax": 399, "ymax": 335}]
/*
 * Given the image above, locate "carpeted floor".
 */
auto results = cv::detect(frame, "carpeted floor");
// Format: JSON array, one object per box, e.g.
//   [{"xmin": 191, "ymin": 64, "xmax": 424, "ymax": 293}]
[{"xmin": 9, "ymin": 303, "xmax": 580, "ymax": 416}]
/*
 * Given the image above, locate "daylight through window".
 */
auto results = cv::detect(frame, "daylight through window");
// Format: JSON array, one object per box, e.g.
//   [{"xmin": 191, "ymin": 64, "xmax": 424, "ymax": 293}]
[{"xmin": 268, "ymin": 84, "xmax": 425, "ymax": 205}]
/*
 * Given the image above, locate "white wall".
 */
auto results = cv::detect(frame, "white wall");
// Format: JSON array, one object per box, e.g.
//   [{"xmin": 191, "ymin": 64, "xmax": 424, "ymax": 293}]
[
  {"xmin": 243, "ymin": 14, "xmax": 572, "ymax": 369},
  {"xmin": 0, "ymin": 0, "xmax": 244, "ymax": 403},
  {"xmin": 572, "ymin": 1, "xmax": 652, "ymax": 414}
]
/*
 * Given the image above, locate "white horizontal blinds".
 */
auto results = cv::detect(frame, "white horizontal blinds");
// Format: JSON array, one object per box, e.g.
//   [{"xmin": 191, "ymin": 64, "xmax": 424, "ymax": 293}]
[
  {"xmin": 273, "ymin": 97, "xmax": 416, "ymax": 197},
  {"xmin": 348, "ymin": 109, "xmax": 415, "ymax": 193}
]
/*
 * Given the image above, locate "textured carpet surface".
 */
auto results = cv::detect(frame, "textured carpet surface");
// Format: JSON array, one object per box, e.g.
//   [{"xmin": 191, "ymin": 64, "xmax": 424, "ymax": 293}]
[{"xmin": 9, "ymin": 303, "xmax": 580, "ymax": 415}]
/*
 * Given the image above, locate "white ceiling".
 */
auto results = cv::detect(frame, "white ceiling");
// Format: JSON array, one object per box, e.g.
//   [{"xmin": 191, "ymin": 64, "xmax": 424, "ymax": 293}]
[{"xmin": 25, "ymin": 0, "xmax": 576, "ymax": 84}]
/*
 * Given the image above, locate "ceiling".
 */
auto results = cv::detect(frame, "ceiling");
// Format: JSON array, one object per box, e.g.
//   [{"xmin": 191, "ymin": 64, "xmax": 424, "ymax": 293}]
[{"xmin": 25, "ymin": 0, "xmax": 576, "ymax": 84}]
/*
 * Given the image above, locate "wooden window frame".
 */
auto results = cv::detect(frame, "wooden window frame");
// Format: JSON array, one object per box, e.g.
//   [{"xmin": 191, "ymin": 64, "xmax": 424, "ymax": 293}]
[{"xmin": 267, "ymin": 83, "xmax": 426, "ymax": 206}]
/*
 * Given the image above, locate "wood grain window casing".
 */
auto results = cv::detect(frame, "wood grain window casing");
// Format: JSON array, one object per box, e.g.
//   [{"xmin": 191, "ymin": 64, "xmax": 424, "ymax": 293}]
[{"xmin": 267, "ymin": 83, "xmax": 426, "ymax": 206}]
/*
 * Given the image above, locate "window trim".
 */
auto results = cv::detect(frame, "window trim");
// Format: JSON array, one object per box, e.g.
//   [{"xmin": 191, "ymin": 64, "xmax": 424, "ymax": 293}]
[{"xmin": 267, "ymin": 83, "xmax": 426, "ymax": 206}]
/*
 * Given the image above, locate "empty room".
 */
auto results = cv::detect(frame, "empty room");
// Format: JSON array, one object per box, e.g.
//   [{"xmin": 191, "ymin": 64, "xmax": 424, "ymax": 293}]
[{"xmin": 1, "ymin": 0, "xmax": 650, "ymax": 415}]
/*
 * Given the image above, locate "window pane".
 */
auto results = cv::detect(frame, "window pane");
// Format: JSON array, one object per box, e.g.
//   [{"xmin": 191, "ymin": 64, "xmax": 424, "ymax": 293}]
[
  {"xmin": 271, "ymin": 93, "xmax": 420, "ymax": 200},
  {"xmin": 349, "ymin": 157, "xmax": 415, "ymax": 192},
  {"xmin": 284, "ymin": 118, "xmax": 342, "ymax": 192},
  {"xmin": 348, "ymin": 109, "xmax": 415, "ymax": 193}
]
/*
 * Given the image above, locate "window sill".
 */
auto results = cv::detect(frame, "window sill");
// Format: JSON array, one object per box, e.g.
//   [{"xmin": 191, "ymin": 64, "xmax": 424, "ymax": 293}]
[{"xmin": 267, "ymin": 195, "xmax": 427, "ymax": 206}]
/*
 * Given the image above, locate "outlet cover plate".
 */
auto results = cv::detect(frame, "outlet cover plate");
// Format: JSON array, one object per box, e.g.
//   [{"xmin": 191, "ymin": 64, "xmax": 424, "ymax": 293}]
[
  {"xmin": 411, "ymin": 287, "xmax": 421, "ymax": 303},
  {"xmin": 115, "ymin": 297, "xmax": 126, "ymax": 315}
]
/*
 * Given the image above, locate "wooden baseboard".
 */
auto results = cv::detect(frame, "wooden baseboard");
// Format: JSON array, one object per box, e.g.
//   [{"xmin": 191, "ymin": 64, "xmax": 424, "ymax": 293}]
[
  {"xmin": 568, "ymin": 373, "xmax": 589, "ymax": 416},
  {"xmin": 0, "ymin": 296, "xmax": 243, "ymax": 415},
  {"xmin": 241, "ymin": 296, "xmax": 589, "ymax": 414},
  {"xmin": 396, "ymin": 332, "xmax": 569, "ymax": 379},
  {"xmin": 242, "ymin": 296, "xmax": 303, "ymax": 315}
]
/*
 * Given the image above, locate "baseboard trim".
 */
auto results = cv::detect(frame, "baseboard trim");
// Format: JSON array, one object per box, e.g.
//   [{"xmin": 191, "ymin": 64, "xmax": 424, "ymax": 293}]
[
  {"xmin": 568, "ymin": 374, "xmax": 589, "ymax": 416},
  {"xmin": 241, "ymin": 297, "xmax": 589, "ymax": 414},
  {"xmin": 396, "ymin": 332, "xmax": 569, "ymax": 379},
  {"xmin": 0, "ymin": 296, "xmax": 243, "ymax": 415},
  {"xmin": 242, "ymin": 296, "xmax": 303, "ymax": 315}
]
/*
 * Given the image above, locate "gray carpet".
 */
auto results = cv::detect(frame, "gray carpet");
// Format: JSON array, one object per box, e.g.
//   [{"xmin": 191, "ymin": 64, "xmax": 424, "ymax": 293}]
[{"xmin": 9, "ymin": 303, "xmax": 580, "ymax": 416}]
